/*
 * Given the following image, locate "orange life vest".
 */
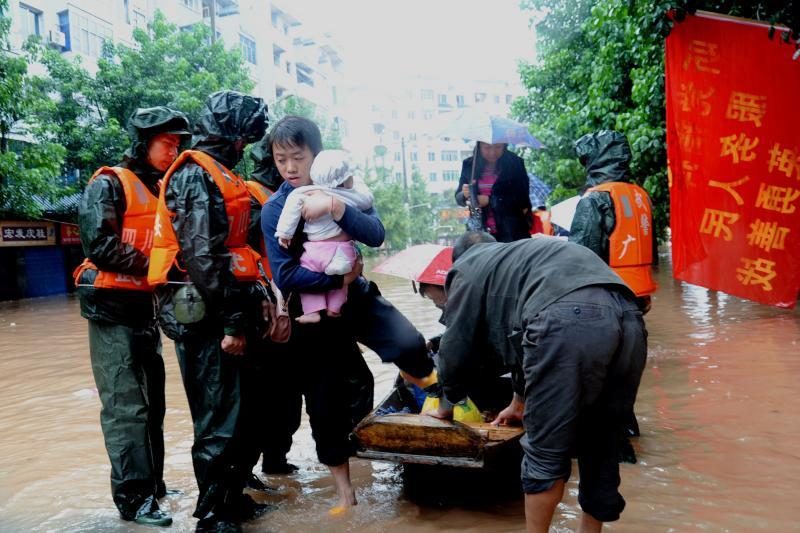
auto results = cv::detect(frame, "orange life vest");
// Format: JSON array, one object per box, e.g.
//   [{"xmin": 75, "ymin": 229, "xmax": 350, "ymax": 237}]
[
  {"xmin": 147, "ymin": 150, "xmax": 261, "ymax": 285},
  {"xmin": 73, "ymin": 167, "xmax": 157, "ymax": 292},
  {"xmin": 588, "ymin": 182, "xmax": 657, "ymax": 296},
  {"xmin": 244, "ymin": 180, "xmax": 273, "ymax": 279}
]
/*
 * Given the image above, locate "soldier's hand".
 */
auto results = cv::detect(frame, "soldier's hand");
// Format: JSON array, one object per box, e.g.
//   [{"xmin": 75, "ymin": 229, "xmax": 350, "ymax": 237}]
[
  {"xmin": 461, "ymin": 184, "xmax": 470, "ymax": 199},
  {"xmin": 221, "ymin": 334, "xmax": 246, "ymax": 356}
]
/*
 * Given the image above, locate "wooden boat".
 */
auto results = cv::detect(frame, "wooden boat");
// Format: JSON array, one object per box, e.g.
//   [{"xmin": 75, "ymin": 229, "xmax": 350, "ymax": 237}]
[{"xmin": 354, "ymin": 377, "xmax": 524, "ymax": 470}]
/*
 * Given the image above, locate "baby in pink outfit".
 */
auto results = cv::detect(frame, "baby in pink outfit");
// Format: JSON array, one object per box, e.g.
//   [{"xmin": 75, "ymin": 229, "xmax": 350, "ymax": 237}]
[{"xmin": 274, "ymin": 150, "xmax": 373, "ymax": 323}]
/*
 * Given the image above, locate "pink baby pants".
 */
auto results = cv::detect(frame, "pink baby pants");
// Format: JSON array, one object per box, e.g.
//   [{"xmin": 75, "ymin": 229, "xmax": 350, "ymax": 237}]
[{"xmin": 299, "ymin": 240, "xmax": 357, "ymax": 315}]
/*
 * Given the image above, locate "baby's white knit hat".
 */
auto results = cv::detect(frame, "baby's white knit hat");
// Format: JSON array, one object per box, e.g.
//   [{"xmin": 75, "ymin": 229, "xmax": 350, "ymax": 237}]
[{"xmin": 310, "ymin": 149, "xmax": 353, "ymax": 188}]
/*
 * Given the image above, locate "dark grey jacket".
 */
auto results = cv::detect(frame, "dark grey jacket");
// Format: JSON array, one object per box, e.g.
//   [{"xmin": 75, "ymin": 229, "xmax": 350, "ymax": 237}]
[{"xmin": 438, "ymin": 238, "xmax": 631, "ymax": 403}]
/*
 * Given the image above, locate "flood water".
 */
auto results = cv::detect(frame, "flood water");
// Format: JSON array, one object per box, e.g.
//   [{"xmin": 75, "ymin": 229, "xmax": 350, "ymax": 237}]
[{"xmin": 0, "ymin": 251, "xmax": 798, "ymax": 532}]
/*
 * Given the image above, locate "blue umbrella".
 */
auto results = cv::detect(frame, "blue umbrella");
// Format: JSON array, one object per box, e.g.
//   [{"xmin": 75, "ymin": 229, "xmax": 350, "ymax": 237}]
[
  {"xmin": 528, "ymin": 174, "xmax": 551, "ymax": 208},
  {"xmin": 438, "ymin": 109, "xmax": 544, "ymax": 148}
]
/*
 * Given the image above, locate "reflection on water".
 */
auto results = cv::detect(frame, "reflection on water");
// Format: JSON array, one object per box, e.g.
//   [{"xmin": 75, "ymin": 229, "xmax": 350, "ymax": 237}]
[{"xmin": 0, "ymin": 252, "xmax": 798, "ymax": 532}]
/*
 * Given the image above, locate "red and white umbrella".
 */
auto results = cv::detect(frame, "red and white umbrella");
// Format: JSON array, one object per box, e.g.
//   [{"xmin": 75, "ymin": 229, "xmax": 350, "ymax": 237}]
[{"xmin": 371, "ymin": 244, "xmax": 453, "ymax": 286}]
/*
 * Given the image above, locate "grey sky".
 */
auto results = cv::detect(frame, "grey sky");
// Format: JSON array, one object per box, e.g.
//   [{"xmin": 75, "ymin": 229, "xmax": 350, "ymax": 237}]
[{"xmin": 287, "ymin": 0, "xmax": 538, "ymax": 85}]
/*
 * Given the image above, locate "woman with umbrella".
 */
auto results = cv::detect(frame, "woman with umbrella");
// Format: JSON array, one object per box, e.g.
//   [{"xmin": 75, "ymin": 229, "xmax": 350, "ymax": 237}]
[
  {"xmin": 455, "ymin": 141, "xmax": 532, "ymax": 242},
  {"xmin": 443, "ymin": 111, "xmax": 542, "ymax": 242}
]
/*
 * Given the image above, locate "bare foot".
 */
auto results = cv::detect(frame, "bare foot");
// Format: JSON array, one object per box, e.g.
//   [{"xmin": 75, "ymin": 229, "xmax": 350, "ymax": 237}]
[
  {"xmin": 296, "ymin": 312, "xmax": 321, "ymax": 324},
  {"xmin": 329, "ymin": 489, "xmax": 357, "ymax": 516}
]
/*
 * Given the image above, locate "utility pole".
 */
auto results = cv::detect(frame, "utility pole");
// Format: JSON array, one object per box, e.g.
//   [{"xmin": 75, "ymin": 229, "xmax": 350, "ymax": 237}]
[
  {"xmin": 400, "ymin": 136, "xmax": 409, "ymax": 205},
  {"xmin": 400, "ymin": 136, "xmax": 411, "ymax": 248},
  {"xmin": 205, "ymin": 0, "xmax": 217, "ymax": 43}
]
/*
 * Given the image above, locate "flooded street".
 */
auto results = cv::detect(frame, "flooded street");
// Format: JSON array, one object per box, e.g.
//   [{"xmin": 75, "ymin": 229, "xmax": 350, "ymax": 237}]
[{"xmin": 1, "ymin": 251, "xmax": 799, "ymax": 532}]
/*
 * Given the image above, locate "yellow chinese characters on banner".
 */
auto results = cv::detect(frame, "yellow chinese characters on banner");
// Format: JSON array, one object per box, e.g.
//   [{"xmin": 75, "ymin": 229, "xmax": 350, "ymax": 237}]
[{"xmin": 667, "ymin": 12, "xmax": 800, "ymax": 308}]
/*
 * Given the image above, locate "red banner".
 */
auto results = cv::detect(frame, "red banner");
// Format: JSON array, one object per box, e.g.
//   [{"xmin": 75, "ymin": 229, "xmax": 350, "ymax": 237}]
[
  {"xmin": 666, "ymin": 11, "xmax": 800, "ymax": 308},
  {"xmin": 60, "ymin": 223, "xmax": 81, "ymax": 245}
]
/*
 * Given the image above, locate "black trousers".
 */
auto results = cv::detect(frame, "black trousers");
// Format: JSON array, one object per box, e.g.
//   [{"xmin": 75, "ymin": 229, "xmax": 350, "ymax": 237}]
[
  {"xmin": 520, "ymin": 286, "xmax": 647, "ymax": 522},
  {"xmin": 255, "ymin": 277, "xmax": 419, "ymax": 467},
  {"xmin": 175, "ymin": 328, "xmax": 259, "ymax": 521},
  {"xmin": 344, "ymin": 278, "xmax": 434, "ymax": 378},
  {"xmin": 88, "ymin": 320, "xmax": 165, "ymax": 520},
  {"xmin": 252, "ymin": 341, "xmax": 302, "ymax": 468}
]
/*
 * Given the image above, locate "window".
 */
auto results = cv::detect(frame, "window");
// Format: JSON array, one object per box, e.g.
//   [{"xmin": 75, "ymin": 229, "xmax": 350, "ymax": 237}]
[
  {"xmin": 409, "ymin": 132, "xmax": 416, "ymax": 141},
  {"xmin": 475, "ymin": 92, "xmax": 486, "ymax": 103},
  {"xmin": 391, "ymin": 110, "xmax": 398, "ymax": 119},
  {"xmin": 441, "ymin": 150, "xmax": 458, "ymax": 162},
  {"xmin": 410, "ymin": 152, "xmax": 418, "ymax": 161},
  {"xmin": 66, "ymin": 11, "xmax": 113, "ymax": 58},
  {"xmin": 422, "ymin": 110, "xmax": 433, "ymax": 120},
  {"xmin": 240, "ymin": 34, "xmax": 256, "ymax": 64},
  {"xmin": 133, "ymin": 10, "xmax": 146, "ymax": 28},
  {"xmin": 285, "ymin": 61, "xmax": 291, "ymax": 74},
  {"xmin": 58, "ymin": 11, "xmax": 71, "ymax": 49},
  {"xmin": 438, "ymin": 94, "xmax": 448, "ymax": 106},
  {"xmin": 395, "ymin": 172, "xmax": 402, "ymax": 181},
  {"xmin": 273, "ymin": 44, "xmax": 284, "ymax": 67},
  {"xmin": 407, "ymin": 111, "xmax": 415, "ymax": 119},
  {"xmin": 18, "ymin": 4, "xmax": 42, "ymax": 38},
  {"xmin": 429, "ymin": 172, "xmax": 437, "ymax": 182},
  {"xmin": 421, "ymin": 89, "xmax": 433, "ymax": 100},
  {"xmin": 394, "ymin": 152, "xmax": 401, "ymax": 162},
  {"xmin": 182, "ymin": 0, "xmax": 199, "ymax": 11},
  {"xmin": 443, "ymin": 170, "xmax": 460, "ymax": 182},
  {"xmin": 427, "ymin": 152, "xmax": 435, "ymax": 161},
  {"xmin": 506, "ymin": 94, "xmax": 513, "ymax": 104},
  {"xmin": 493, "ymin": 95, "xmax": 500, "ymax": 104},
  {"xmin": 456, "ymin": 95, "xmax": 465, "ymax": 107},
  {"xmin": 392, "ymin": 131, "xmax": 399, "ymax": 141},
  {"xmin": 123, "ymin": 0, "xmax": 130, "ymax": 24}
]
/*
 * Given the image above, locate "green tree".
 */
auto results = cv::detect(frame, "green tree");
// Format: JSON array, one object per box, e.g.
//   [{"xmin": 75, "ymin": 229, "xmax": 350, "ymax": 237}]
[
  {"xmin": 364, "ymin": 163, "xmax": 409, "ymax": 252},
  {"xmin": 30, "ymin": 10, "xmax": 255, "ymax": 183},
  {"xmin": 515, "ymin": 0, "xmax": 796, "ymax": 242},
  {"xmin": 0, "ymin": 0, "xmax": 66, "ymax": 217},
  {"xmin": 269, "ymin": 94, "xmax": 342, "ymax": 149},
  {"xmin": 408, "ymin": 166, "xmax": 435, "ymax": 245}
]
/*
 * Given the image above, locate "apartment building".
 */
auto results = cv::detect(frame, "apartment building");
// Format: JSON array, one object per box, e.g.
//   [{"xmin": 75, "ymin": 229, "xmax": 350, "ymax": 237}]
[
  {"xmin": 7, "ymin": 0, "xmax": 346, "ymax": 125},
  {"xmin": 348, "ymin": 76, "xmax": 524, "ymax": 194}
]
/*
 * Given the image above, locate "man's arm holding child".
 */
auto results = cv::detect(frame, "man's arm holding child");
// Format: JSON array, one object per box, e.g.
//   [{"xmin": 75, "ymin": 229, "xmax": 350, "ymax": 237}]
[
  {"xmin": 263, "ymin": 194, "xmax": 345, "ymax": 293},
  {"xmin": 302, "ymin": 190, "xmax": 384, "ymax": 247}
]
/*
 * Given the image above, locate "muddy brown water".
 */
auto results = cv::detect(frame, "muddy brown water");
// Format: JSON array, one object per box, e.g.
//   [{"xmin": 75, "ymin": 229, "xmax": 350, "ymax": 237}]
[{"xmin": 0, "ymin": 252, "xmax": 798, "ymax": 532}]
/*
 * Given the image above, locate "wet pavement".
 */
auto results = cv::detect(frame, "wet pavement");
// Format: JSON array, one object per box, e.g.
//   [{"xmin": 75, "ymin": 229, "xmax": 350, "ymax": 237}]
[{"xmin": 0, "ymin": 251, "xmax": 798, "ymax": 532}]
